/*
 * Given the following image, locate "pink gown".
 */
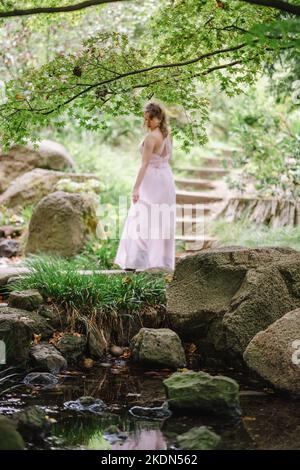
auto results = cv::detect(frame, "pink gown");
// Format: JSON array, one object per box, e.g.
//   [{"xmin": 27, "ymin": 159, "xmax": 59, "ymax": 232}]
[{"xmin": 114, "ymin": 134, "xmax": 176, "ymax": 271}]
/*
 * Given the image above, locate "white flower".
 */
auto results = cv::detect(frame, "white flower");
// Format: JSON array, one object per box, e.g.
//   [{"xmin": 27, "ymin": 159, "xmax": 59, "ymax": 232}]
[{"xmin": 280, "ymin": 174, "xmax": 289, "ymax": 183}]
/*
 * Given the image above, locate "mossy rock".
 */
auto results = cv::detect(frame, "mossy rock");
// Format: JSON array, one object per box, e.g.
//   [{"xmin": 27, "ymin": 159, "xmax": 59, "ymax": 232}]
[
  {"xmin": 177, "ymin": 426, "xmax": 221, "ymax": 450},
  {"xmin": 0, "ymin": 416, "xmax": 25, "ymax": 450},
  {"xmin": 163, "ymin": 370, "xmax": 241, "ymax": 417}
]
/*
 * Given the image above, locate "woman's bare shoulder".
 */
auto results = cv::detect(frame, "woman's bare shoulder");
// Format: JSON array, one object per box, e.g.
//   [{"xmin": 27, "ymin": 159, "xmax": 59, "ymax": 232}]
[{"xmin": 143, "ymin": 133, "xmax": 157, "ymax": 149}]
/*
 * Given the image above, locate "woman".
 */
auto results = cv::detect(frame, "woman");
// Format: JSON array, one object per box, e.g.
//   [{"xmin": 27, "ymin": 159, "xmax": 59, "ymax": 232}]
[{"xmin": 114, "ymin": 101, "xmax": 176, "ymax": 272}]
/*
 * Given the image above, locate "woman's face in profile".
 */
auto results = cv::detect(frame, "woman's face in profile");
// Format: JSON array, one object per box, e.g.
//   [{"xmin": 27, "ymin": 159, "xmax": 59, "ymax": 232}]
[{"xmin": 143, "ymin": 112, "xmax": 160, "ymax": 130}]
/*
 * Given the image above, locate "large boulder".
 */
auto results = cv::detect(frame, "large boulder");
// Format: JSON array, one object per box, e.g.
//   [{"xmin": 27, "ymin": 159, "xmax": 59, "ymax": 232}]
[
  {"xmin": 163, "ymin": 370, "xmax": 240, "ymax": 417},
  {"xmin": 130, "ymin": 328, "xmax": 186, "ymax": 369},
  {"xmin": 0, "ymin": 168, "xmax": 100, "ymax": 209},
  {"xmin": 0, "ymin": 139, "xmax": 75, "ymax": 193},
  {"xmin": 167, "ymin": 247, "xmax": 300, "ymax": 362},
  {"xmin": 24, "ymin": 191, "xmax": 98, "ymax": 257},
  {"xmin": 244, "ymin": 308, "xmax": 300, "ymax": 395}
]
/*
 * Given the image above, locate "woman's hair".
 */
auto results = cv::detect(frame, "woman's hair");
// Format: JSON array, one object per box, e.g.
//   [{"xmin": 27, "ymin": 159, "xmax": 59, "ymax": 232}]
[{"xmin": 144, "ymin": 102, "xmax": 170, "ymax": 137}]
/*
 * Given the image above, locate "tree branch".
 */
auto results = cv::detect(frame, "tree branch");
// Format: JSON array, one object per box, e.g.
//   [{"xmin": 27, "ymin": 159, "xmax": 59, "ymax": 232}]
[
  {"xmin": 0, "ymin": 0, "xmax": 127, "ymax": 18},
  {"xmin": 38, "ymin": 42, "xmax": 248, "ymax": 115},
  {"xmin": 241, "ymin": 0, "xmax": 300, "ymax": 16}
]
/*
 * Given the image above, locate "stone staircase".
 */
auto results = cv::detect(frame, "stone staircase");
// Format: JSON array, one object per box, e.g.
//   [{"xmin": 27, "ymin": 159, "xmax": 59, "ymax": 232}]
[{"xmin": 174, "ymin": 151, "xmax": 233, "ymax": 259}]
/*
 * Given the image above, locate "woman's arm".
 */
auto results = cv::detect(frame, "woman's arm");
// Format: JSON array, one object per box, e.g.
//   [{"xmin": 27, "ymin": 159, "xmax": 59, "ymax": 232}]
[{"xmin": 132, "ymin": 134, "xmax": 155, "ymax": 203}]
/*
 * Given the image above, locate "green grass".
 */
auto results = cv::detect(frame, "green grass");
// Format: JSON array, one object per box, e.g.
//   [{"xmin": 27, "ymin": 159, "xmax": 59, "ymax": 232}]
[
  {"xmin": 8, "ymin": 254, "xmax": 167, "ymax": 331},
  {"xmin": 208, "ymin": 218, "xmax": 300, "ymax": 251},
  {"xmin": 71, "ymin": 236, "xmax": 120, "ymax": 270}
]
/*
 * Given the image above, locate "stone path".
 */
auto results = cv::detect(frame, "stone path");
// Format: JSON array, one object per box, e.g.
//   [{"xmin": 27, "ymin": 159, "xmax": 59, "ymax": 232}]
[{"xmin": 174, "ymin": 149, "xmax": 234, "ymax": 259}]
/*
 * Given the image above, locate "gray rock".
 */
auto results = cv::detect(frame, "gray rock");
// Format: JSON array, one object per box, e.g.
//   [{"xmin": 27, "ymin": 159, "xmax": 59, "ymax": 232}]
[
  {"xmin": 25, "ymin": 191, "xmax": 99, "ymax": 257},
  {"xmin": 167, "ymin": 246, "xmax": 300, "ymax": 361},
  {"xmin": 0, "ymin": 306, "xmax": 54, "ymax": 339},
  {"xmin": 0, "ymin": 139, "xmax": 75, "ymax": 193},
  {"xmin": 163, "ymin": 370, "xmax": 241, "ymax": 417},
  {"xmin": 0, "ymin": 312, "xmax": 33, "ymax": 364},
  {"xmin": 23, "ymin": 372, "xmax": 59, "ymax": 387},
  {"xmin": 8, "ymin": 289, "xmax": 43, "ymax": 311},
  {"xmin": 244, "ymin": 308, "xmax": 300, "ymax": 394},
  {"xmin": 129, "ymin": 401, "xmax": 172, "ymax": 420},
  {"xmin": 130, "ymin": 328, "xmax": 186, "ymax": 369},
  {"xmin": 30, "ymin": 342, "xmax": 67, "ymax": 373},
  {"xmin": 177, "ymin": 426, "xmax": 221, "ymax": 450},
  {"xmin": 64, "ymin": 396, "xmax": 107, "ymax": 414},
  {"xmin": 0, "ymin": 239, "xmax": 20, "ymax": 257},
  {"xmin": 55, "ymin": 333, "xmax": 87, "ymax": 363},
  {"xmin": 0, "ymin": 267, "xmax": 29, "ymax": 287},
  {"xmin": 0, "ymin": 168, "xmax": 100, "ymax": 210}
]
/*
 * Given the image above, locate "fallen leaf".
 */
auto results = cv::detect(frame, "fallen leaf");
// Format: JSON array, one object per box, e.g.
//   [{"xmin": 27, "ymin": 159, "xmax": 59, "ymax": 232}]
[{"xmin": 33, "ymin": 334, "xmax": 41, "ymax": 345}]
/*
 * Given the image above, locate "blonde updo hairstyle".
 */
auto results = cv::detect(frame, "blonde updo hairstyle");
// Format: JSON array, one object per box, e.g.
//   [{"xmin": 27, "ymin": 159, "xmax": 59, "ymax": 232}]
[{"xmin": 144, "ymin": 102, "xmax": 170, "ymax": 138}]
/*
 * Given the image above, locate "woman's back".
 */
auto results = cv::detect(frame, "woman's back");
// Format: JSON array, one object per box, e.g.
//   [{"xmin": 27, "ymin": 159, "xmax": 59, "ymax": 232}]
[{"xmin": 140, "ymin": 133, "xmax": 172, "ymax": 166}]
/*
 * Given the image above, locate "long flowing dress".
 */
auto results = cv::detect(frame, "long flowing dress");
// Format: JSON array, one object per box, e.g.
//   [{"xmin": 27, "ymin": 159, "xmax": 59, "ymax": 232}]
[{"xmin": 114, "ymin": 133, "xmax": 176, "ymax": 271}]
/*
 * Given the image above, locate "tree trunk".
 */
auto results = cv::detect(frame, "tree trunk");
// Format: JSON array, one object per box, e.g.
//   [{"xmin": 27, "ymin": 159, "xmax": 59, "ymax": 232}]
[{"xmin": 219, "ymin": 196, "xmax": 300, "ymax": 227}]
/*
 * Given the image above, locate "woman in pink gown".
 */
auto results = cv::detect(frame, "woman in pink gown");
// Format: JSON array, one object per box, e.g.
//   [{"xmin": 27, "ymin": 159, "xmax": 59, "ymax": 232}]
[{"xmin": 114, "ymin": 102, "xmax": 176, "ymax": 272}]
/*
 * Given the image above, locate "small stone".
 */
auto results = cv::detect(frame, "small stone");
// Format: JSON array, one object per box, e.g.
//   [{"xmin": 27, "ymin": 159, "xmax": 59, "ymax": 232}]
[
  {"xmin": 177, "ymin": 426, "xmax": 221, "ymax": 450},
  {"xmin": 130, "ymin": 328, "xmax": 186, "ymax": 369},
  {"xmin": 64, "ymin": 396, "xmax": 107, "ymax": 414},
  {"xmin": 30, "ymin": 342, "xmax": 67, "ymax": 373},
  {"xmin": 8, "ymin": 289, "xmax": 43, "ymax": 311},
  {"xmin": 55, "ymin": 333, "xmax": 87, "ymax": 364},
  {"xmin": 23, "ymin": 372, "xmax": 59, "ymax": 387},
  {"xmin": 82, "ymin": 358, "xmax": 94, "ymax": 369},
  {"xmin": 0, "ymin": 239, "xmax": 20, "ymax": 258},
  {"xmin": 110, "ymin": 345, "xmax": 124, "ymax": 357},
  {"xmin": 129, "ymin": 401, "xmax": 172, "ymax": 420}
]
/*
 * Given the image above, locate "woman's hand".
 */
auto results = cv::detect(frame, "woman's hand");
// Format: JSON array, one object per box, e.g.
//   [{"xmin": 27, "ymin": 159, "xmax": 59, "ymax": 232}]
[{"xmin": 132, "ymin": 187, "xmax": 139, "ymax": 203}]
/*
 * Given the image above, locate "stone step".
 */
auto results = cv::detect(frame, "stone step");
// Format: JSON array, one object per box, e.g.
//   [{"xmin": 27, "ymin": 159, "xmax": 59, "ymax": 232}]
[
  {"xmin": 176, "ymin": 215, "xmax": 207, "ymax": 224},
  {"xmin": 175, "ymin": 177, "xmax": 216, "ymax": 191},
  {"xmin": 176, "ymin": 203, "xmax": 211, "ymax": 218},
  {"xmin": 176, "ymin": 166, "xmax": 229, "ymax": 179},
  {"xmin": 176, "ymin": 190, "xmax": 223, "ymax": 205},
  {"xmin": 201, "ymin": 155, "xmax": 232, "ymax": 168}
]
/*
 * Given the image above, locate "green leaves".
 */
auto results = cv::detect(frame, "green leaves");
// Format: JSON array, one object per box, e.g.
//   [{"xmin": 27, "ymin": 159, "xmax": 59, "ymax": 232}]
[{"xmin": 0, "ymin": 0, "xmax": 298, "ymax": 150}]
